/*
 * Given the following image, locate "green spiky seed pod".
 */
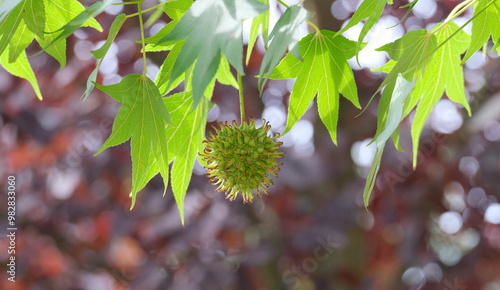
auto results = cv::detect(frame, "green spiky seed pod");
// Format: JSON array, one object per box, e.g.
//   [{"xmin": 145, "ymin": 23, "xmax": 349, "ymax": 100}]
[{"xmin": 200, "ymin": 119, "xmax": 283, "ymax": 203}]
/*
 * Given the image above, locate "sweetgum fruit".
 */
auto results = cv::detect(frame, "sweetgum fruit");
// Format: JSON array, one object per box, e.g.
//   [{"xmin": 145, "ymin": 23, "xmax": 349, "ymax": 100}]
[{"xmin": 200, "ymin": 120, "xmax": 283, "ymax": 203}]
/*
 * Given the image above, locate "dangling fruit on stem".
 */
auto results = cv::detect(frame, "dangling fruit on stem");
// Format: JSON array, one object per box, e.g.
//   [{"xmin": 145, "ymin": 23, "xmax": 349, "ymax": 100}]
[{"xmin": 200, "ymin": 119, "xmax": 283, "ymax": 203}]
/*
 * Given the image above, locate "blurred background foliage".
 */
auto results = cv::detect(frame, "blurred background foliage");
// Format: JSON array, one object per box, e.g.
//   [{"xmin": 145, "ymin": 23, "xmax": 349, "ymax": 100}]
[{"xmin": 1, "ymin": 0, "xmax": 500, "ymax": 289}]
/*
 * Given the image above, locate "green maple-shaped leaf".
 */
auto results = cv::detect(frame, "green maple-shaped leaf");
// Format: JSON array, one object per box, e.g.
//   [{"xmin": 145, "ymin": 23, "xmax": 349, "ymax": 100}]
[
  {"xmin": 155, "ymin": 0, "xmax": 267, "ymax": 108},
  {"xmin": 163, "ymin": 92, "xmax": 211, "ymax": 225},
  {"xmin": 362, "ymin": 29, "xmax": 436, "ymax": 209},
  {"xmin": 215, "ymin": 54, "xmax": 239, "ymax": 89},
  {"xmin": 145, "ymin": 0, "xmax": 195, "ymax": 29},
  {"xmin": 94, "ymin": 74, "xmax": 172, "ymax": 209},
  {"xmin": 268, "ymin": 30, "xmax": 360, "ymax": 145},
  {"xmin": 84, "ymin": 13, "xmax": 127, "ymax": 100},
  {"xmin": 335, "ymin": 0, "xmax": 389, "ymax": 61},
  {"xmin": 147, "ymin": 0, "xmax": 238, "ymax": 96},
  {"xmin": 372, "ymin": 29, "xmax": 437, "ymax": 149},
  {"xmin": 0, "ymin": 3, "xmax": 41, "ymax": 100},
  {"xmin": 1, "ymin": 46, "xmax": 42, "ymax": 100},
  {"xmin": 376, "ymin": 29, "xmax": 436, "ymax": 91},
  {"xmin": 143, "ymin": 5, "xmax": 188, "ymax": 95},
  {"xmin": 258, "ymin": 5, "xmax": 311, "ymax": 90},
  {"xmin": 246, "ymin": 0, "xmax": 269, "ymax": 65},
  {"xmin": 364, "ymin": 74, "xmax": 415, "ymax": 207},
  {"xmin": 163, "ymin": 0, "xmax": 194, "ymax": 21},
  {"xmin": 0, "ymin": 0, "xmax": 22, "ymax": 23},
  {"xmin": 462, "ymin": 0, "xmax": 500, "ymax": 63},
  {"xmin": 44, "ymin": 0, "xmax": 113, "ymax": 50},
  {"xmin": 35, "ymin": 0, "xmax": 102, "ymax": 68},
  {"xmin": 8, "ymin": 19, "xmax": 35, "ymax": 63},
  {"xmin": 143, "ymin": 0, "xmax": 194, "ymax": 53},
  {"xmin": 375, "ymin": 74, "xmax": 416, "ymax": 149},
  {"xmin": 404, "ymin": 22, "xmax": 470, "ymax": 167},
  {"xmin": 0, "ymin": 1, "xmax": 25, "ymax": 57},
  {"xmin": 153, "ymin": 39, "xmax": 238, "ymax": 97},
  {"xmin": 154, "ymin": 40, "xmax": 185, "ymax": 95},
  {"xmin": 144, "ymin": 21, "xmax": 177, "ymax": 52},
  {"xmin": 23, "ymin": 0, "xmax": 45, "ymax": 39}
]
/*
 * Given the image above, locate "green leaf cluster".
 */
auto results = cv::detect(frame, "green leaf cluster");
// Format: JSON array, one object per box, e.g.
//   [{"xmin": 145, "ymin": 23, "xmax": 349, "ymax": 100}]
[
  {"xmin": 154, "ymin": 0, "xmax": 267, "ymax": 107},
  {"xmin": 95, "ymin": 74, "xmax": 171, "ymax": 210},
  {"xmin": 268, "ymin": 30, "xmax": 360, "ymax": 145},
  {"xmin": 258, "ymin": 5, "xmax": 311, "ymax": 90},
  {"xmin": 363, "ymin": 20, "xmax": 472, "ymax": 207},
  {"xmin": 462, "ymin": 0, "xmax": 500, "ymax": 63},
  {"xmin": 0, "ymin": 0, "xmax": 109, "ymax": 100},
  {"xmin": 93, "ymin": 0, "xmax": 256, "ymax": 223},
  {"xmin": 4, "ymin": 0, "xmax": 500, "ymax": 221}
]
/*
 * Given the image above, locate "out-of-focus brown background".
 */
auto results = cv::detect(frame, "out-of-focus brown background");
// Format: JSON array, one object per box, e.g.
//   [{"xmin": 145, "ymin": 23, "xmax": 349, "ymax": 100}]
[{"xmin": 1, "ymin": 0, "xmax": 500, "ymax": 289}]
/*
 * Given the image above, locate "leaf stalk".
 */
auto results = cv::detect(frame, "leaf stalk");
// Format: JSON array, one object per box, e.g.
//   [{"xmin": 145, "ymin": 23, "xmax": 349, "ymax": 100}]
[
  {"xmin": 237, "ymin": 72, "xmax": 246, "ymax": 123},
  {"xmin": 433, "ymin": 0, "xmax": 478, "ymax": 34},
  {"xmin": 276, "ymin": 0, "xmax": 289, "ymax": 8},
  {"xmin": 137, "ymin": 0, "xmax": 147, "ymax": 76},
  {"xmin": 125, "ymin": 4, "xmax": 159, "ymax": 19},
  {"xmin": 307, "ymin": 20, "xmax": 320, "ymax": 33}
]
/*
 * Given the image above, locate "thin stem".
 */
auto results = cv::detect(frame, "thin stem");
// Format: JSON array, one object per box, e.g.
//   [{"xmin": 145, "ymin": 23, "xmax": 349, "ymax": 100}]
[
  {"xmin": 114, "ymin": 0, "xmax": 142, "ymax": 5},
  {"xmin": 137, "ymin": 1, "xmax": 147, "ymax": 76},
  {"xmin": 445, "ymin": 0, "xmax": 475, "ymax": 22},
  {"xmin": 307, "ymin": 20, "xmax": 320, "ymax": 33},
  {"xmin": 433, "ymin": 0, "xmax": 477, "ymax": 33},
  {"xmin": 276, "ymin": 0, "xmax": 289, "ymax": 8},
  {"xmin": 125, "ymin": 4, "xmax": 159, "ymax": 19},
  {"xmin": 237, "ymin": 73, "xmax": 246, "ymax": 123}
]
